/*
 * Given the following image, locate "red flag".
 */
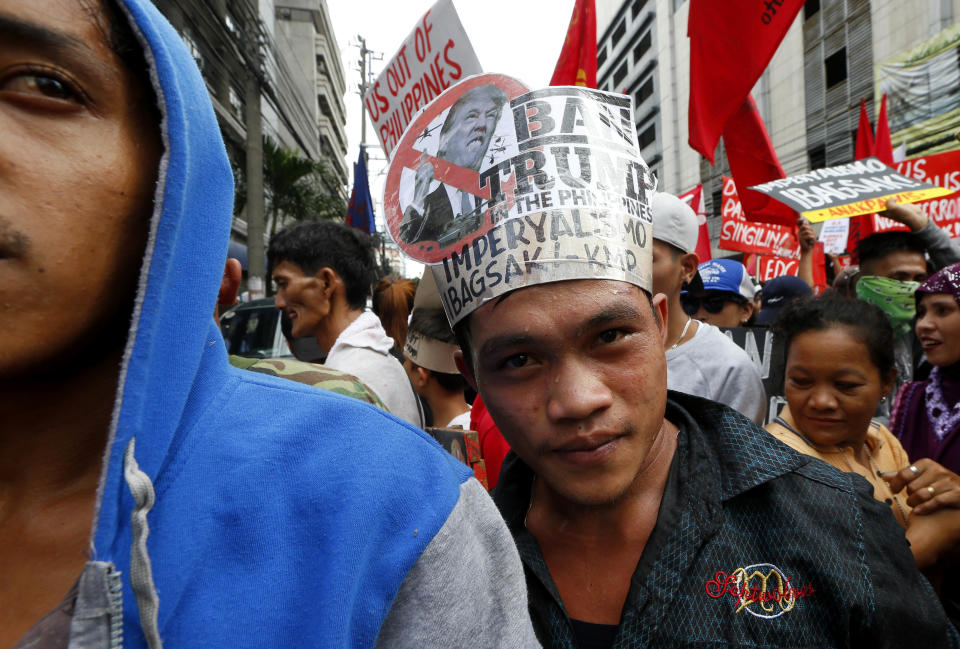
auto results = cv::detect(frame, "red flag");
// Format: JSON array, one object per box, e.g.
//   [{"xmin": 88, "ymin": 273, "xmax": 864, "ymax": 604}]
[
  {"xmin": 688, "ymin": 0, "xmax": 804, "ymax": 163},
  {"xmin": 550, "ymin": 0, "xmax": 597, "ymax": 87},
  {"xmin": 722, "ymin": 96, "xmax": 796, "ymax": 227},
  {"xmin": 855, "ymin": 99, "xmax": 875, "ymax": 159},
  {"xmin": 679, "ymin": 184, "xmax": 713, "ymax": 262},
  {"xmin": 875, "ymin": 94, "xmax": 894, "ymax": 165}
]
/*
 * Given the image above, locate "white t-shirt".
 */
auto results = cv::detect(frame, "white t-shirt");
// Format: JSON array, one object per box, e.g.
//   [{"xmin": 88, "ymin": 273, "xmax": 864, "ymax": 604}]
[{"xmin": 665, "ymin": 320, "xmax": 767, "ymax": 425}]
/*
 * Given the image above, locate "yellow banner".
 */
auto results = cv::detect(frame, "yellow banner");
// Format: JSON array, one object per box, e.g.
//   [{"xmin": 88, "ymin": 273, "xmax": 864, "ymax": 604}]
[{"xmin": 802, "ymin": 187, "xmax": 954, "ymax": 222}]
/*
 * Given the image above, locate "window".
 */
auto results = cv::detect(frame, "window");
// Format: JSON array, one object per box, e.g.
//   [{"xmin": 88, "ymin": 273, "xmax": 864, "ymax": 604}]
[
  {"xmin": 639, "ymin": 124, "xmax": 655, "ymax": 149},
  {"xmin": 808, "ymin": 144, "xmax": 826, "ymax": 170},
  {"xmin": 804, "ymin": 0, "xmax": 820, "ymax": 20},
  {"xmin": 612, "ymin": 20, "xmax": 626, "ymax": 46},
  {"xmin": 229, "ymin": 86, "xmax": 244, "ymax": 121},
  {"xmin": 635, "ymin": 77, "xmax": 654, "ymax": 105},
  {"xmin": 598, "ymin": 46, "xmax": 607, "ymax": 69},
  {"xmin": 631, "ymin": 0, "xmax": 646, "ymax": 19},
  {"xmin": 825, "ymin": 48, "xmax": 847, "ymax": 88},
  {"xmin": 613, "ymin": 62, "xmax": 628, "ymax": 87},
  {"xmin": 633, "ymin": 31, "xmax": 652, "ymax": 62},
  {"xmin": 181, "ymin": 26, "xmax": 202, "ymax": 69},
  {"xmin": 712, "ymin": 189, "xmax": 722, "ymax": 217}
]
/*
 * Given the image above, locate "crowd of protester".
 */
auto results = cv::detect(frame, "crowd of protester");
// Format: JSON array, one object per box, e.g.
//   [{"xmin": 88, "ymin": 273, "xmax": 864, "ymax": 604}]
[{"xmin": 9, "ymin": 0, "xmax": 960, "ymax": 647}]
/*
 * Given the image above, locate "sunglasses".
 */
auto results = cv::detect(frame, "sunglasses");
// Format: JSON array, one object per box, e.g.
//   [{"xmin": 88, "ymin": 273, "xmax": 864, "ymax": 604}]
[{"xmin": 681, "ymin": 293, "xmax": 747, "ymax": 316}]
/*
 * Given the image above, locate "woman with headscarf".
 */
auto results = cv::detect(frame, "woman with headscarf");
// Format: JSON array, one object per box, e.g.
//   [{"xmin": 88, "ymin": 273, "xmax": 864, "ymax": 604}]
[{"xmin": 891, "ymin": 262, "xmax": 960, "ymax": 476}]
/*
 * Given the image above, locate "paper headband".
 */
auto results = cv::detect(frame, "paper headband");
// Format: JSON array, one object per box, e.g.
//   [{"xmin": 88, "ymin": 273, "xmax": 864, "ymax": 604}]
[
  {"xmin": 384, "ymin": 74, "xmax": 656, "ymax": 326},
  {"xmin": 403, "ymin": 329, "xmax": 460, "ymax": 374}
]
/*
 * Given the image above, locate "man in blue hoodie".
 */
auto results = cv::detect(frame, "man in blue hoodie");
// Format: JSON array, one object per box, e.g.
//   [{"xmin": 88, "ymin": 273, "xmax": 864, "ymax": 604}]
[{"xmin": 0, "ymin": 1, "xmax": 539, "ymax": 647}]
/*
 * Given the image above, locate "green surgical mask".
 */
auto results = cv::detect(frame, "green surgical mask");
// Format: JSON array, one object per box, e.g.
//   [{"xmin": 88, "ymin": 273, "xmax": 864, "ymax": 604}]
[{"xmin": 856, "ymin": 275, "xmax": 920, "ymax": 337}]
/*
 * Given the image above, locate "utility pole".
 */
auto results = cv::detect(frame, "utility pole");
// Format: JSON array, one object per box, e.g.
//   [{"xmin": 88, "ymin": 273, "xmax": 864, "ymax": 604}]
[
  {"xmin": 356, "ymin": 35, "xmax": 389, "ymax": 273},
  {"xmin": 241, "ymin": 10, "xmax": 267, "ymax": 298}
]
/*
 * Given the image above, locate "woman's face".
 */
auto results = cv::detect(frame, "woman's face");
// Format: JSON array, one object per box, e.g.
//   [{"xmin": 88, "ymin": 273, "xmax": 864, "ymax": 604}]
[
  {"xmin": 916, "ymin": 293, "xmax": 960, "ymax": 368},
  {"xmin": 785, "ymin": 326, "xmax": 892, "ymax": 450}
]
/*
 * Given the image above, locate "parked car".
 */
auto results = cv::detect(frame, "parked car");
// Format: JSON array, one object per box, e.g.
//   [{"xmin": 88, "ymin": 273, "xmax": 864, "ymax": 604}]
[{"xmin": 219, "ymin": 298, "xmax": 323, "ymax": 361}]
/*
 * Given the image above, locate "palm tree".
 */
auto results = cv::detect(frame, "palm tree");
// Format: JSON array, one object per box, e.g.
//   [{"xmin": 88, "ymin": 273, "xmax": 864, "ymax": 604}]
[{"xmin": 262, "ymin": 136, "xmax": 346, "ymax": 236}]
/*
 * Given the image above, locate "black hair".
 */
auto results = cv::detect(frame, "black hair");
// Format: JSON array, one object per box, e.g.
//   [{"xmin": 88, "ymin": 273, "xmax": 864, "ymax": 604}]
[
  {"xmin": 409, "ymin": 308, "xmax": 456, "ymax": 344},
  {"xmin": 268, "ymin": 221, "xmax": 376, "ymax": 310},
  {"xmin": 81, "ymin": 0, "xmax": 161, "ymax": 123},
  {"xmin": 855, "ymin": 231, "xmax": 926, "ymax": 269},
  {"xmin": 772, "ymin": 295, "xmax": 895, "ymax": 377}
]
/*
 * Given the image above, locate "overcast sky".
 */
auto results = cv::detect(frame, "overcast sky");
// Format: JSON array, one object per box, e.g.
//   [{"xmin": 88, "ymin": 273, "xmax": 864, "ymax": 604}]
[{"xmin": 327, "ymin": 0, "xmax": 577, "ymax": 275}]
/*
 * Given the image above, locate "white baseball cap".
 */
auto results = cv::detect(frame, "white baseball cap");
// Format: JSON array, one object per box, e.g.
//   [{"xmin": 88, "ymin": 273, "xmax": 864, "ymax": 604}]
[{"xmin": 651, "ymin": 192, "xmax": 698, "ymax": 253}]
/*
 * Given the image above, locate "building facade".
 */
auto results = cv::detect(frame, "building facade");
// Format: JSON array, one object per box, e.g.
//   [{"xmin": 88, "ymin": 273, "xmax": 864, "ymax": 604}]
[
  {"xmin": 151, "ymin": 0, "xmax": 348, "ymax": 278},
  {"xmin": 597, "ymin": 0, "xmax": 960, "ymax": 254}
]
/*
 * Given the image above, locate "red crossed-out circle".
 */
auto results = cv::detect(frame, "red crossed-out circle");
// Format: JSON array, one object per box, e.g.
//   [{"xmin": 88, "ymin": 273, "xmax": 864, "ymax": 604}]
[{"xmin": 383, "ymin": 73, "xmax": 529, "ymax": 264}]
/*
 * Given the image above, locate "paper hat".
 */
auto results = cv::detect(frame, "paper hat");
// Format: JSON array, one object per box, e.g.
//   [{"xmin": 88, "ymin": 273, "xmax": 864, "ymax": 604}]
[
  {"xmin": 384, "ymin": 74, "xmax": 657, "ymax": 326},
  {"xmin": 403, "ymin": 270, "xmax": 461, "ymax": 374}
]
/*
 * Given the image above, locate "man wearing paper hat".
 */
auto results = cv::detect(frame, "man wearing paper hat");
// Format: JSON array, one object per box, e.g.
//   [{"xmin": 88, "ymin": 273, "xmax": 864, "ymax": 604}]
[
  {"xmin": 651, "ymin": 193, "xmax": 766, "ymax": 424},
  {"xmin": 386, "ymin": 76, "xmax": 958, "ymax": 648},
  {"xmin": 404, "ymin": 271, "xmax": 473, "ymax": 429}
]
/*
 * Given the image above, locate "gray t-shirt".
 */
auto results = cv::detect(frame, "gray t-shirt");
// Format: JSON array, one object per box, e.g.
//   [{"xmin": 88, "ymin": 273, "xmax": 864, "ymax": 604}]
[{"xmin": 665, "ymin": 321, "xmax": 767, "ymax": 424}]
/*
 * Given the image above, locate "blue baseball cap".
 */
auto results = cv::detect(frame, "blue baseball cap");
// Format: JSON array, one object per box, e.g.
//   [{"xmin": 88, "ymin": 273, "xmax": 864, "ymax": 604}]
[{"xmin": 692, "ymin": 259, "xmax": 756, "ymax": 299}]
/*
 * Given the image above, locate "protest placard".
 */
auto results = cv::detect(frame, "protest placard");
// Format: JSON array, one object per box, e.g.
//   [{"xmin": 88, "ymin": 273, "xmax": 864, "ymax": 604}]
[
  {"xmin": 719, "ymin": 177, "xmax": 800, "ymax": 257},
  {"xmin": 885, "ymin": 149, "xmax": 960, "ymax": 238},
  {"xmin": 383, "ymin": 75, "xmax": 657, "ymax": 265},
  {"xmin": 749, "ymin": 157, "xmax": 952, "ymax": 223},
  {"xmin": 364, "ymin": 0, "xmax": 481, "ymax": 157},
  {"xmin": 818, "ymin": 218, "xmax": 849, "ymax": 255},
  {"xmin": 719, "ymin": 326, "xmax": 787, "ymax": 425}
]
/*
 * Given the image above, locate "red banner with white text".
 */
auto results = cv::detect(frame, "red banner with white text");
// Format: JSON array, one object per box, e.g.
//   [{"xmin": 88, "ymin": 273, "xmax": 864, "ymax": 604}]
[{"xmin": 719, "ymin": 177, "xmax": 800, "ymax": 257}]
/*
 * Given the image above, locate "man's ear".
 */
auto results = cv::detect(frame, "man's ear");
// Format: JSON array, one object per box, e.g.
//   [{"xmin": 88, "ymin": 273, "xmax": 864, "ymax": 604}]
[
  {"xmin": 413, "ymin": 366, "xmax": 431, "ymax": 390},
  {"xmin": 679, "ymin": 252, "xmax": 700, "ymax": 284},
  {"xmin": 216, "ymin": 257, "xmax": 243, "ymax": 319},
  {"xmin": 316, "ymin": 267, "xmax": 338, "ymax": 299},
  {"xmin": 740, "ymin": 300, "xmax": 755, "ymax": 325},
  {"xmin": 454, "ymin": 350, "xmax": 478, "ymax": 392},
  {"xmin": 652, "ymin": 292, "xmax": 668, "ymax": 345}
]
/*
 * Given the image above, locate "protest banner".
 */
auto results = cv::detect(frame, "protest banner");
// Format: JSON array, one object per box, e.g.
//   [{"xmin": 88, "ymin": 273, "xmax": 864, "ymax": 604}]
[
  {"xmin": 756, "ymin": 255, "xmax": 799, "ymax": 282},
  {"xmin": 748, "ymin": 157, "xmax": 952, "ymax": 223},
  {"xmin": 364, "ymin": 0, "xmax": 481, "ymax": 157},
  {"xmin": 719, "ymin": 326, "xmax": 787, "ymax": 425},
  {"xmin": 383, "ymin": 74, "xmax": 657, "ymax": 266},
  {"xmin": 719, "ymin": 177, "xmax": 800, "ymax": 257},
  {"xmin": 885, "ymin": 149, "xmax": 960, "ymax": 238}
]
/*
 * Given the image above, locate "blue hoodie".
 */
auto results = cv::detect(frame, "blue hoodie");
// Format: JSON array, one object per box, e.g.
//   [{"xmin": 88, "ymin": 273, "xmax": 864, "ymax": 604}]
[{"xmin": 59, "ymin": 2, "xmax": 539, "ymax": 647}]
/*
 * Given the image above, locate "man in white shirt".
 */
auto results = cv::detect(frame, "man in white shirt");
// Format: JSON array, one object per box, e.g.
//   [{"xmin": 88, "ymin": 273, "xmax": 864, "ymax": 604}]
[{"xmin": 650, "ymin": 192, "xmax": 767, "ymax": 424}]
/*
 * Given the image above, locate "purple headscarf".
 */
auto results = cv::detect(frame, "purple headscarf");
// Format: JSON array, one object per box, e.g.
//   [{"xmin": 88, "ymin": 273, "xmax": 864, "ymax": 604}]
[{"xmin": 916, "ymin": 261, "xmax": 960, "ymax": 307}]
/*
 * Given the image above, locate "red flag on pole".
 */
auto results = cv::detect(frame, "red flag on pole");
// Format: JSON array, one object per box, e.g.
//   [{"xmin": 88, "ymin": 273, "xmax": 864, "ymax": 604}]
[
  {"xmin": 679, "ymin": 184, "xmax": 713, "ymax": 262},
  {"xmin": 687, "ymin": 0, "xmax": 804, "ymax": 163},
  {"xmin": 550, "ymin": 0, "xmax": 597, "ymax": 87},
  {"xmin": 722, "ymin": 96, "xmax": 796, "ymax": 227},
  {"xmin": 855, "ymin": 99, "xmax": 875, "ymax": 159},
  {"xmin": 875, "ymin": 94, "xmax": 895, "ymax": 165}
]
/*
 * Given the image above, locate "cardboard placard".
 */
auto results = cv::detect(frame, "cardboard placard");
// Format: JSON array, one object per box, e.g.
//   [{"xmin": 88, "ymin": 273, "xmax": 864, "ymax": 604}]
[
  {"xmin": 364, "ymin": 0, "xmax": 482, "ymax": 158},
  {"xmin": 818, "ymin": 218, "xmax": 850, "ymax": 255},
  {"xmin": 718, "ymin": 326, "xmax": 787, "ymax": 425},
  {"xmin": 719, "ymin": 177, "xmax": 800, "ymax": 257},
  {"xmin": 749, "ymin": 157, "xmax": 952, "ymax": 223}
]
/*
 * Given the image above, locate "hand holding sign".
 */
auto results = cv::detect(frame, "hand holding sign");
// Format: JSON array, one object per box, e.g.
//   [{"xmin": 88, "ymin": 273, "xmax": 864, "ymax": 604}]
[
  {"xmin": 879, "ymin": 198, "xmax": 929, "ymax": 232},
  {"xmin": 797, "ymin": 218, "xmax": 816, "ymax": 253}
]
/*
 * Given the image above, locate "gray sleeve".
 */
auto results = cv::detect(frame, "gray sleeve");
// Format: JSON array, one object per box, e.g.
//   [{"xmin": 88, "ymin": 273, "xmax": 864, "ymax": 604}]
[
  {"xmin": 914, "ymin": 220, "xmax": 960, "ymax": 269},
  {"xmin": 716, "ymin": 357, "xmax": 767, "ymax": 426},
  {"xmin": 374, "ymin": 479, "xmax": 541, "ymax": 649}
]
